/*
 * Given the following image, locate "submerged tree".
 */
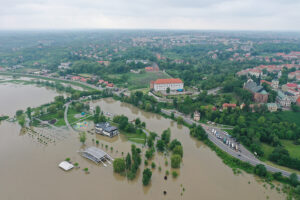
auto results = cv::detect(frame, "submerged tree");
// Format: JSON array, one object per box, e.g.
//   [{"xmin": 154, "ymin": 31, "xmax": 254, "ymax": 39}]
[{"xmin": 79, "ymin": 132, "xmax": 86, "ymax": 144}]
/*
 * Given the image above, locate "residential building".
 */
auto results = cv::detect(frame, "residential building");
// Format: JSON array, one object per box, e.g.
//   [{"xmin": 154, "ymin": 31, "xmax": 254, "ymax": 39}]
[
  {"xmin": 248, "ymin": 69, "xmax": 262, "ymax": 78},
  {"xmin": 222, "ymin": 103, "xmax": 237, "ymax": 109},
  {"xmin": 276, "ymin": 91, "xmax": 291, "ymax": 108},
  {"xmin": 297, "ymin": 97, "xmax": 300, "ymax": 106},
  {"xmin": 95, "ymin": 122, "xmax": 118, "ymax": 137},
  {"xmin": 97, "ymin": 61, "xmax": 110, "ymax": 66},
  {"xmin": 193, "ymin": 111, "xmax": 200, "ymax": 121},
  {"xmin": 288, "ymin": 70, "xmax": 300, "ymax": 81},
  {"xmin": 271, "ymin": 79, "xmax": 279, "ymax": 89},
  {"xmin": 260, "ymin": 80, "xmax": 271, "ymax": 86},
  {"xmin": 58, "ymin": 62, "xmax": 71, "ymax": 70},
  {"xmin": 150, "ymin": 78, "xmax": 184, "ymax": 91},
  {"xmin": 282, "ymin": 83, "xmax": 298, "ymax": 92},
  {"xmin": 267, "ymin": 103, "xmax": 278, "ymax": 112},
  {"xmin": 244, "ymin": 79, "xmax": 268, "ymax": 103}
]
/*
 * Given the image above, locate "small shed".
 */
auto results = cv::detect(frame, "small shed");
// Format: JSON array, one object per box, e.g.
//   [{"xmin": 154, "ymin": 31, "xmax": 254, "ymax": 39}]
[{"xmin": 59, "ymin": 161, "xmax": 74, "ymax": 171}]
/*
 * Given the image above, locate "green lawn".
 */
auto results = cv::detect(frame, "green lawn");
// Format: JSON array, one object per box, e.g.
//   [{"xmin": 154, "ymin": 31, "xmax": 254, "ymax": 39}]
[
  {"xmin": 121, "ymin": 131, "xmax": 146, "ymax": 144},
  {"xmin": 281, "ymin": 140, "xmax": 300, "ymax": 160},
  {"xmin": 261, "ymin": 143, "xmax": 275, "ymax": 160},
  {"xmin": 39, "ymin": 112, "xmax": 66, "ymax": 127},
  {"xmin": 109, "ymin": 71, "xmax": 171, "ymax": 90},
  {"xmin": 67, "ymin": 107, "xmax": 80, "ymax": 124},
  {"xmin": 261, "ymin": 140, "xmax": 300, "ymax": 160}
]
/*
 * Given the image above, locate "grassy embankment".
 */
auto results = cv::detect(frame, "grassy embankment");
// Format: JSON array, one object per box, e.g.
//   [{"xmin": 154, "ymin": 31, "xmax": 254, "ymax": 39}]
[{"xmin": 109, "ymin": 71, "xmax": 170, "ymax": 90}]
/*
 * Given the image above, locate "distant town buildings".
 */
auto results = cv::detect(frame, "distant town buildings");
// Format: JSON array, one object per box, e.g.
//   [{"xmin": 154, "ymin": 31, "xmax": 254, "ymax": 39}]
[
  {"xmin": 244, "ymin": 79, "xmax": 268, "ymax": 103},
  {"xmin": 267, "ymin": 103, "xmax": 278, "ymax": 112},
  {"xmin": 58, "ymin": 62, "xmax": 71, "ymax": 70},
  {"xmin": 193, "ymin": 111, "xmax": 200, "ymax": 121},
  {"xmin": 97, "ymin": 61, "xmax": 110, "ymax": 66},
  {"xmin": 150, "ymin": 78, "xmax": 184, "ymax": 92},
  {"xmin": 222, "ymin": 103, "xmax": 237, "ymax": 109},
  {"xmin": 276, "ymin": 91, "xmax": 291, "ymax": 108}
]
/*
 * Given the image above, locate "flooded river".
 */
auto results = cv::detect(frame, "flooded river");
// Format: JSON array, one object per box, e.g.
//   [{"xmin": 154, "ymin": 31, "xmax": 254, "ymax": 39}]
[{"xmin": 0, "ymin": 85, "xmax": 285, "ymax": 200}]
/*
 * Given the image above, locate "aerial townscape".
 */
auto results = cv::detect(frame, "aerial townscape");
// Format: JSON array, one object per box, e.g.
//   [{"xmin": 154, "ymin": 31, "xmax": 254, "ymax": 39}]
[{"xmin": 1, "ymin": 1, "xmax": 300, "ymax": 200}]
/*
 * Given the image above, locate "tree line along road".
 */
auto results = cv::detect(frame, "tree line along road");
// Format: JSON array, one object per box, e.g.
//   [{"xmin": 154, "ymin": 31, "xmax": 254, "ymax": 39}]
[{"xmin": 161, "ymin": 109, "xmax": 300, "ymax": 180}]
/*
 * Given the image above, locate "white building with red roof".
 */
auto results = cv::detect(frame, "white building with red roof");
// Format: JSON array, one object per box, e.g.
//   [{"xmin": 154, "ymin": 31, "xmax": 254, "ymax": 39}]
[{"xmin": 150, "ymin": 78, "xmax": 184, "ymax": 91}]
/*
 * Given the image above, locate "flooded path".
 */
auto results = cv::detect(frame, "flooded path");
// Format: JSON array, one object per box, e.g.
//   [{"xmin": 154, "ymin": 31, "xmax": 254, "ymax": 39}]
[{"xmin": 0, "ymin": 85, "xmax": 285, "ymax": 200}]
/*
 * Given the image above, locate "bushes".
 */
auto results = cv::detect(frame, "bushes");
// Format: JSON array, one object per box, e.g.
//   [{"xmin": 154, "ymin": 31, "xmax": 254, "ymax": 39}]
[
  {"xmin": 142, "ymin": 168, "xmax": 152, "ymax": 186},
  {"xmin": 113, "ymin": 158, "xmax": 126, "ymax": 173},
  {"xmin": 254, "ymin": 164, "xmax": 267, "ymax": 177},
  {"xmin": 171, "ymin": 154, "xmax": 181, "ymax": 168}
]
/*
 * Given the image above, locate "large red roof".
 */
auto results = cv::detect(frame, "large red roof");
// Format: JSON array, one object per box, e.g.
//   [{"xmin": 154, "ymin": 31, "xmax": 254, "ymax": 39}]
[
  {"xmin": 153, "ymin": 78, "xmax": 183, "ymax": 84},
  {"xmin": 286, "ymin": 83, "xmax": 298, "ymax": 88},
  {"xmin": 297, "ymin": 97, "xmax": 300, "ymax": 103}
]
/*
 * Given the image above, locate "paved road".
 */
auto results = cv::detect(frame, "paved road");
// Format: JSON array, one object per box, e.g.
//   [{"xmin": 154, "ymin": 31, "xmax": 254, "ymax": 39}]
[{"xmin": 161, "ymin": 109, "xmax": 300, "ymax": 180}]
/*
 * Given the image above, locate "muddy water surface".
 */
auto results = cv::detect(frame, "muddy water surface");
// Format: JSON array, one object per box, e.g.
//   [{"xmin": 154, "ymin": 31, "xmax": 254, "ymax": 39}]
[{"xmin": 0, "ymin": 87, "xmax": 285, "ymax": 200}]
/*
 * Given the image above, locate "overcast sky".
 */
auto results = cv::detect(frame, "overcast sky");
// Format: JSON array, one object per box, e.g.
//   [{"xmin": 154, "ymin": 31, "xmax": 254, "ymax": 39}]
[{"xmin": 0, "ymin": 0, "xmax": 299, "ymax": 30}]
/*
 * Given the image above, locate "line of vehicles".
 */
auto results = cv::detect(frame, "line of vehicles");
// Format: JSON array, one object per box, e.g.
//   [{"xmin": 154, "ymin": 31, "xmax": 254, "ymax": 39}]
[{"xmin": 210, "ymin": 128, "xmax": 240, "ymax": 152}]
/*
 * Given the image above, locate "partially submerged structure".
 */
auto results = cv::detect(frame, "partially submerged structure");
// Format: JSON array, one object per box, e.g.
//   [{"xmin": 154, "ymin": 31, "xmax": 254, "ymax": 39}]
[
  {"xmin": 95, "ymin": 122, "xmax": 118, "ymax": 137},
  {"xmin": 59, "ymin": 161, "xmax": 74, "ymax": 171},
  {"xmin": 79, "ymin": 146, "xmax": 113, "ymax": 167}
]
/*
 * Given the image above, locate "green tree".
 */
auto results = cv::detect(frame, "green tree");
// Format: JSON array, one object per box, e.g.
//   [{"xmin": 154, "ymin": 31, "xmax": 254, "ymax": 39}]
[
  {"xmin": 135, "ymin": 118, "xmax": 141, "ymax": 126},
  {"xmin": 57, "ymin": 110, "xmax": 64, "ymax": 118},
  {"xmin": 79, "ymin": 132, "xmax": 86, "ymax": 144},
  {"xmin": 26, "ymin": 107, "xmax": 32, "ymax": 120},
  {"xmin": 173, "ymin": 145, "xmax": 183, "ymax": 158},
  {"xmin": 113, "ymin": 158, "xmax": 126, "ymax": 173},
  {"xmin": 156, "ymin": 140, "xmax": 165, "ymax": 152},
  {"xmin": 171, "ymin": 154, "xmax": 181, "ymax": 168},
  {"xmin": 254, "ymin": 164, "xmax": 267, "ymax": 177},
  {"xmin": 126, "ymin": 153, "xmax": 131, "ymax": 170},
  {"xmin": 161, "ymin": 128, "xmax": 171, "ymax": 144},
  {"xmin": 289, "ymin": 173, "xmax": 299, "ymax": 187},
  {"xmin": 16, "ymin": 110, "xmax": 23, "ymax": 117},
  {"xmin": 142, "ymin": 168, "xmax": 152, "ymax": 186},
  {"xmin": 166, "ymin": 87, "xmax": 170, "ymax": 94},
  {"xmin": 177, "ymin": 117, "xmax": 184, "ymax": 124}
]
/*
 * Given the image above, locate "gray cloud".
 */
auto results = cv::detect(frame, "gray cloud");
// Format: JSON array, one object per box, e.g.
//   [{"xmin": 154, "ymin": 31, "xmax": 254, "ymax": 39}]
[{"xmin": 0, "ymin": 0, "xmax": 299, "ymax": 30}]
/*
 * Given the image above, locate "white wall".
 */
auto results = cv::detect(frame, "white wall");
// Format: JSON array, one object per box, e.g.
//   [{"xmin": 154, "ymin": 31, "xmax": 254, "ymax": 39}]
[{"xmin": 154, "ymin": 83, "xmax": 184, "ymax": 91}]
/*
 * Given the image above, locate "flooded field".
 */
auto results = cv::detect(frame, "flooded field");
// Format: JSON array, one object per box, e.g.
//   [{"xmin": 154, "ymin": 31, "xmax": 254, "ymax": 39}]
[
  {"xmin": 0, "ymin": 85, "xmax": 285, "ymax": 200},
  {"xmin": 0, "ymin": 82, "xmax": 60, "ymax": 116}
]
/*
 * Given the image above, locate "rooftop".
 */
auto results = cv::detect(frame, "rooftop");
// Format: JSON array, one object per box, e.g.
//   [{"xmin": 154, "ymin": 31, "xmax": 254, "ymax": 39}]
[
  {"xmin": 59, "ymin": 161, "xmax": 74, "ymax": 171},
  {"xmin": 152, "ymin": 78, "xmax": 183, "ymax": 84}
]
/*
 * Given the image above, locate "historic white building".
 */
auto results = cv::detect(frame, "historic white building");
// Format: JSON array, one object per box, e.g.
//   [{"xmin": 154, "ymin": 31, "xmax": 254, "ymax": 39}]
[{"xmin": 150, "ymin": 78, "xmax": 184, "ymax": 91}]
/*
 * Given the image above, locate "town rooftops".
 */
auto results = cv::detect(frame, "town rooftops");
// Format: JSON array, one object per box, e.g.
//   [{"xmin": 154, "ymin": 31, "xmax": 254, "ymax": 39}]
[
  {"xmin": 286, "ymin": 83, "xmax": 298, "ymax": 88},
  {"xmin": 297, "ymin": 97, "xmax": 300, "ymax": 103},
  {"xmin": 223, "ymin": 103, "xmax": 237, "ymax": 109},
  {"xmin": 152, "ymin": 78, "xmax": 183, "ymax": 84},
  {"xmin": 244, "ymin": 79, "xmax": 264, "ymax": 93}
]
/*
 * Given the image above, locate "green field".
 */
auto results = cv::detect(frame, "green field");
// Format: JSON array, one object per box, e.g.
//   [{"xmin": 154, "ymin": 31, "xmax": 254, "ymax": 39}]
[
  {"xmin": 121, "ymin": 131, "xmax": 146, "ymax": 144},
  {"xmin": 109, "ymin": 71, "xmax": 171, "ymax": 90},
  {"xmin": 261, "ymin": 139, "xmax": 300, "ymax": 160},
  {"xmin": 39, "ymin": 112, "xmax": 66, "ymax": 127}
]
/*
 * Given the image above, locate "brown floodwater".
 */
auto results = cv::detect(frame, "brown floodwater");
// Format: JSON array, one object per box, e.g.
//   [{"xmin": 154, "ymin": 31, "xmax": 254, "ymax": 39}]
[{"xmin": 0, "ymin": 85, "xmax": 285, "ymax": 200}]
